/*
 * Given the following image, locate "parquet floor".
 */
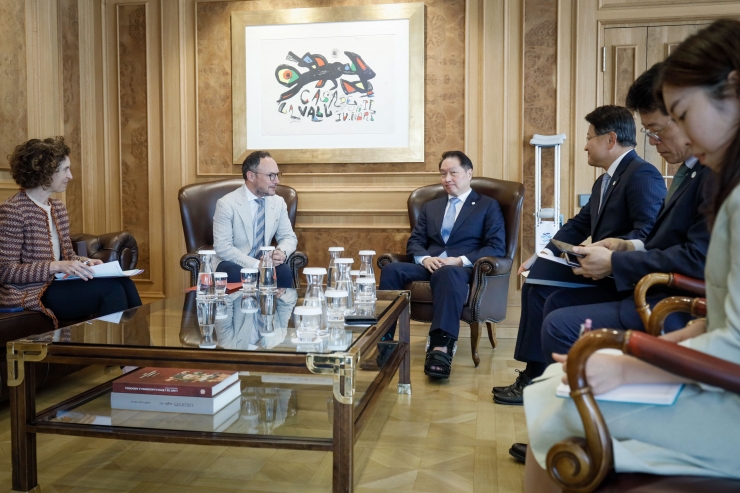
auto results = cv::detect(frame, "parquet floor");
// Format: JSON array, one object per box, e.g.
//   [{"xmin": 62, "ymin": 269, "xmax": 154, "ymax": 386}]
[{"xmin": 0, "ymin": 330, "xmax": 527, "ymax": 493}]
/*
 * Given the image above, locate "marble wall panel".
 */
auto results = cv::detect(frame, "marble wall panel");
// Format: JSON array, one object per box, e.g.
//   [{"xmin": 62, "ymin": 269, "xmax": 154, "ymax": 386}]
[
  {"xmin": 61, "ymin": 0, "xmax": 84, "ymax": 233},
  {"xmin": 296, "ymin": 229, "xmax": 409, "ymax": 283},
  {"xmin": 196, "ymin": 0, "xmax": 465, "ymax": 174},
  {"xmin": 118, "ymin": 4, "xmax": 150, "ymax": 277},
  {"xmin": 521, "ymin": 0, "xmax": 557, "ymax": 262},
  {"xmin": 0, "ymin": 0, "xmax": 27, "ymax": 171}
]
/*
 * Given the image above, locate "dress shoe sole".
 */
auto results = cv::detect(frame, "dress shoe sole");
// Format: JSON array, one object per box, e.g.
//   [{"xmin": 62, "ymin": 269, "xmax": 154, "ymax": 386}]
[
  {"xmin": 493, "ymin": 395, "xmax": 523, "ymax": 405},
  {"xmin": 509, "ymin": 445, "xmax": 526, "ymax": 463}
]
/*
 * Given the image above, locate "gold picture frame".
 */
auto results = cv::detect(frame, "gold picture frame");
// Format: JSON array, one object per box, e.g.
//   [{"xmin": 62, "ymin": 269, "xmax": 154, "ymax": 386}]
[{"xmin": 231, "ymin": 3, "xmax": 424, "ymax": 164}]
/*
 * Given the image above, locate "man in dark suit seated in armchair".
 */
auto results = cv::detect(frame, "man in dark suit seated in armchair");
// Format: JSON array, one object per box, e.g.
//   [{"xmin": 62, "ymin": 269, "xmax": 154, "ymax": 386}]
[
  {"xmin": 495, "ymin": 105, "xmax": 667, "ymax": 406},
  {"xmin": 378, "ymin": 150, "xmax": 506, "ymax": 379}
]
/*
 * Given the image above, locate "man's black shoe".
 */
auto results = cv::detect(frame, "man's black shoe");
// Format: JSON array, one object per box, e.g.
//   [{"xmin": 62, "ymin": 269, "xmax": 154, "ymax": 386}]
[
  {"xmin": 492, "ymin": 369, "xmax": 528, "ymax": 394},
  {"xmin": 509, "ymin": 443, "xmax": 527, "ymax": 463},
  {"xmin": 492, "ymin": 371, "xmax": 532, "ymax": 405}
]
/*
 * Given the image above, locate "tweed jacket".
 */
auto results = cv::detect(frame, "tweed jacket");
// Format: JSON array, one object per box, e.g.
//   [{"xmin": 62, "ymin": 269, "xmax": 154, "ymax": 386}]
[{"xmin": 0, "ymin": 191, "xmax": 82, "ymax": 326}]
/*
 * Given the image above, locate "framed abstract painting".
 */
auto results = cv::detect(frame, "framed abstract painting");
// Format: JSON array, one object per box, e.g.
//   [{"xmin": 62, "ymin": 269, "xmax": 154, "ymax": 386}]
[{"xmin": 231, "ymin": 3, "xmax": 424, "ymax": 164}]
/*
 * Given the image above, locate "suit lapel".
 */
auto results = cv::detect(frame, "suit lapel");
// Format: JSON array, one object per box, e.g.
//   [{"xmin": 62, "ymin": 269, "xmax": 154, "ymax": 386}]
[
  {"xmin": 448, "ymin": 190, "xmax": 480, "ymax": 240},
  {"xmin": 234, "ymin": 192, "xmax": 254, "ymax": 248},
  {"xmin": 428, "ymin": 196, "xmax": 448, "ymax": 243},
  {"xmin": 592, "ymin": 150, "xmax": 635, "ymax": 232},
  {"xmin": 655, "ymin": 163, "xmax": 700, "ymax": 223}
]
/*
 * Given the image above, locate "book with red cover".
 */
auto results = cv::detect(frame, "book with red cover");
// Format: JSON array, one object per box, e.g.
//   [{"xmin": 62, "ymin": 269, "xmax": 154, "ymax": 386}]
[{"xmin": 112, "ymin": 368, "xmax": 239, "ymax": 397}]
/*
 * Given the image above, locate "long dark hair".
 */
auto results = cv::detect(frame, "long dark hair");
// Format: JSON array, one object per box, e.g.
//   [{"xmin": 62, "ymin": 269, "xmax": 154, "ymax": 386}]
[{"xmin": 657, "ymin": 19, "xmax": 740, "ymax": 226}]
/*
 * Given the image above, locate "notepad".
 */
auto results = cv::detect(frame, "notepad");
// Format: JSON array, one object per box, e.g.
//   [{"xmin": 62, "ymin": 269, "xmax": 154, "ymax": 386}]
[
  {"xmin": 54, "ymin": 261, "xmax": 144, "ymax": 281},
  {"xmin": 556, "ymin": 381, "xmax": 683, "ymax": 406}
]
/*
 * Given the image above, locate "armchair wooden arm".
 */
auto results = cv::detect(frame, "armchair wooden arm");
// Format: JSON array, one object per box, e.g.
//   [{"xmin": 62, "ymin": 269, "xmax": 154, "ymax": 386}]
[
  {"xmin": 647, "ymin": 296, "xmax": 707, "ymax": 336},
  {"xmin": 546, "ymin": 329, "xmax": 740, "ymax": 493},
  {"xmin": 634, "ymin": 273, "xmax": 706, "ymax": 328}
]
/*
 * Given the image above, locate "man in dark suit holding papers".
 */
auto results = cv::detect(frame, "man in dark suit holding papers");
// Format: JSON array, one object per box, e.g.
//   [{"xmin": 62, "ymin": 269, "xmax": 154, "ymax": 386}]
[
  {"xmin": 495, "ymin": 105, "xmax": 666, "ymax": 406},
  {"xmin": 538, "ymin": 63, "xmax": 712, "ymax": 360},
  {"xmin": 379, "ymin": 150, "xmax": 506, "ymax": 379}
]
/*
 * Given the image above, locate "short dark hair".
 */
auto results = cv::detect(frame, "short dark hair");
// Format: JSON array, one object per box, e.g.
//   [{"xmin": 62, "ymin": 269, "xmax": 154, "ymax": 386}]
[
  {"xmin": 584, "ymin": 105, "xmax": 637, "ymax": 147},
  {"xmin": 9, "ymin": 136, "xmax": 70, "ymax": 189},
  {"xmin": 625, "ymin": 62, "xmax": 667, "ymax": 115},
  {"xmin": 242, "ymin": 151, "xmax": 272, "ymax": 180},
  {"xmin": 439, "ymin": 150, "xmax": 473, "ymax": 171}
]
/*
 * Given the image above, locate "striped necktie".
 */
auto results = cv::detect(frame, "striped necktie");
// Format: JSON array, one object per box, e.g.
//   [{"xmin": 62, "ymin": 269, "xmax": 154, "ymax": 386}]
[
  {"xmin": 250, "ymin": 198, "xmax": 265, "ymax": 258},
  {"xmin": 440, "ymin": 197, "xmax": 461, "ymax": 244}
]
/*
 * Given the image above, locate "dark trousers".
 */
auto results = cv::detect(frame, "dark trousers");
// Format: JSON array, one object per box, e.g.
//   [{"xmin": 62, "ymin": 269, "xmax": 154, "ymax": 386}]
[
  {"xmin": 217, "ymin": 261, "xmax": 293, "ymax": 288},
  {"xmin": 540, "ymin": 286, "xmax": 692, "ymax": 362},
  {"xmin": 42, "ymin": 277, "xmax": 142, "ymax": 323},
  {"xmin": 513, "ymin": 283, "xmax": 562, "ymax": 364},
  {"xmin": 379, "ymin": 262, "xmax": 472, "ymax": 339}
]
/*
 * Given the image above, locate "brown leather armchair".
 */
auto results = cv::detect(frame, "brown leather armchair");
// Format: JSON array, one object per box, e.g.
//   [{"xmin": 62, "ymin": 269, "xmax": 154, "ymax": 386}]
[
  {"xmin": 523, "ymin": 329, "xmax": 740, "ymax": 493},
  {"xmin": 0, "ymin": 231, "xmax": 139, "ymax": 401},
  {"xmin": 178, "ymin": 178, "xmax": 308, "ymax": 288},
  {"xmin": 377, "ymin": 177, "xmax": 525, "ymax": 367}
]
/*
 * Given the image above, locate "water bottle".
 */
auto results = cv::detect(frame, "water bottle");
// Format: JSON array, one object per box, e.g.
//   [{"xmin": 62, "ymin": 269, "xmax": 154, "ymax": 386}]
[
  {"xmin": 196, "ymin": 249, "xmax": 216, "ymax": 299},
  {"xmin": 327, "ymin": 246, "xmax": 344, "ymax": 289},
  {"xmin": 259, "ymin": 246, "xmax": 277, "ymax": 291},
  {"xmin": 358, "ymin": 250, "xmax": 376, "ymax": 279}
]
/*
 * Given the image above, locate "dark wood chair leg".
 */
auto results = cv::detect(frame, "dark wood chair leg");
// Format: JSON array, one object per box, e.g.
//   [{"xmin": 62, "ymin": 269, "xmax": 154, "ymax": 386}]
[
  {"xmin": 470, "ymin": 322, "xmax": 481, "ymax": 368},
  {"xmin": 487, "ymin": 321, "xmax": 497, "ymax": 348}
]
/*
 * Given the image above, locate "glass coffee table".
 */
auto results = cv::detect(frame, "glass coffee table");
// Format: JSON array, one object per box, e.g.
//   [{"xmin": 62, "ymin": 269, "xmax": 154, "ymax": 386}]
[{"xmin": 8, "ymin": 288, "xmax": 411, "ymax": 493}]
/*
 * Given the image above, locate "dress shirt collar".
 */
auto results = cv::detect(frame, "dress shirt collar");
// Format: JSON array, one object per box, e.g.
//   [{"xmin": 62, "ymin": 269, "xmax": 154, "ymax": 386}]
[
  {"xmin": 242, "ymin": 183, "xmax": 262, "ymax": 202},
  {"xmin": 449, "ymin": 188, "xmax": 472, "ymax": 205},
  {"xmin": 605, "ymin": 149, "xmax": 632, "ymax": 178},
  {"xmin": 684, "ymin": 156, "xmax": 699, "ymax": 169}
]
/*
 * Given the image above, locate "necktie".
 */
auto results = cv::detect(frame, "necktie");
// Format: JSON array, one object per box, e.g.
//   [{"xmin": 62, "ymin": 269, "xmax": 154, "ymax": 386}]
[
  {"xmin": 440, "ymin": 197, "xmax": 461, "ymax": 244},
  {"xmin": 250, "ymin": 198, "xmax": 265, "ymax": 258},
  {"xmin": 665, "ymin": 163, "xmax": 690, "ymax": 203},
  {"xmin": 598, "ymin": 173, "xmax": 611, "ymax": 214}
]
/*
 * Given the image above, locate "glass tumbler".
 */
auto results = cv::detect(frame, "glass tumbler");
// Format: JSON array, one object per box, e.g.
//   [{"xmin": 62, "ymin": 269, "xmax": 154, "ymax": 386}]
[
  {"xmin": 355, "ymin": 277, "xmax": 376, "ymax": 302},
  {"xmin": 325, "ymin": 289, "xmax": 348, "ymax": 323},
  {"xmin": 214, "ymin": 272, "xmax": 228, "ymax": 296},
  {"xmin": 293, "ymin": 306, "xmax": 322, "ymax": 342},
  {"xmin": 240, "ymin": 293, "xmax": 258, "ymax": 313},
  {"xmin": 240, "ymin": 268, "xmax": 258, "ymax": 291}
]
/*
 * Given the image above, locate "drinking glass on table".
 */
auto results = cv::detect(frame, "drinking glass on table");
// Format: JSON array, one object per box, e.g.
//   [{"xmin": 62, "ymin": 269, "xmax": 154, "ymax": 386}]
[
  {"xmin": 325, "ymin": 290, "xmax": 348, "ymax": 323},
  {"xmin": 214, "ymin": 272, "xmax": 228, "ymax": 296},
  {"xmin": 355, "ymin": 277, "xmax": 376, "ymax": 302},
  {"xmin": 240, "ymin": 268, "xmax": 258, "ymax": 291}
]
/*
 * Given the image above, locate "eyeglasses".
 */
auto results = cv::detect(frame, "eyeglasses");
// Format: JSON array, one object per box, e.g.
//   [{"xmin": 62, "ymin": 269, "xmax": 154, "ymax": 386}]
[
  {"xmin": 640, "ymin": 120, "xmax": 674, "ymax": 142},
  {"xmin": 250, "ymin": 171, "xmax": 282, "ymax": 181}
]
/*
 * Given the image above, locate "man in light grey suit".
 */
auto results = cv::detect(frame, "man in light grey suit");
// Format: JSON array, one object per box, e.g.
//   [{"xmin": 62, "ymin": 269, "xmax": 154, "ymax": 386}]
[{"xmin": 213, "ymin": 151, "xmax": 298, "ymax": 288}]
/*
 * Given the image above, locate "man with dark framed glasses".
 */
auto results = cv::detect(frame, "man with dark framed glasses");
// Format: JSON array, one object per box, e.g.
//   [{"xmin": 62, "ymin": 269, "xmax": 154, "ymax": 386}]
[{"xmin": 212, "ymin": 150, "xmax": 298, "ymax": 288}]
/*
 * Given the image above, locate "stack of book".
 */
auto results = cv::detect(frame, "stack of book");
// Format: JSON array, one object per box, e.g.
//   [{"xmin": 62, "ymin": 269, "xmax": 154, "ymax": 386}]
[{"xmin": 111, "ymin": 368, "xmax": 241, "ymax": 416}]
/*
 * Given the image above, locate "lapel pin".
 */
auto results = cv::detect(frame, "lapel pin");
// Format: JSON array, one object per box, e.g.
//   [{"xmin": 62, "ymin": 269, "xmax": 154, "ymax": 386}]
[
  {"xmin": 471, "ymin": 202, "xmax": 475, "ymax": 205},
  {"xmin": 612, "ymin": 181, "xmax": 616, "ymax": 186},
  {"xmin": 691, "ymin": 171, "xmax": 696, "ymax": 178}
]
